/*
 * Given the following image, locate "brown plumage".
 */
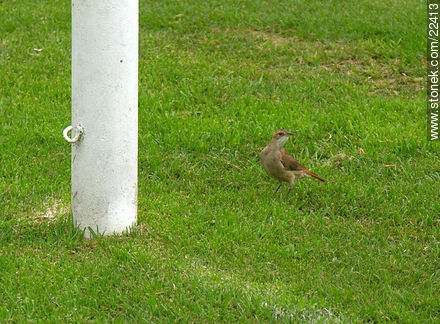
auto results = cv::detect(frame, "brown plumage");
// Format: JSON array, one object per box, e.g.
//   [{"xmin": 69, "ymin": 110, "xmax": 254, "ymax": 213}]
[
  {"xmin": 279, "ymin": 148, "xmax": 327, "ymax": 182},
  {"xmin": 260, "ymin": 129, "xmax": 326, "ymax": 198}
]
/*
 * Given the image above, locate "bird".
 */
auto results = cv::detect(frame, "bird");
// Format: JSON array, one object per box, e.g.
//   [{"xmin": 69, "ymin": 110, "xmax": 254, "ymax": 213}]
[{"xmin": 260, "ymin": 129, "xmax": 326, "ymax": 198}]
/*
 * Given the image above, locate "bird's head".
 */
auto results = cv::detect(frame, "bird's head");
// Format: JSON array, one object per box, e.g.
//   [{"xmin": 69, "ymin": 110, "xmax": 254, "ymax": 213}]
[{"xmin": 272, "ymin": 129, "xmax": 294, "ymax": 148}]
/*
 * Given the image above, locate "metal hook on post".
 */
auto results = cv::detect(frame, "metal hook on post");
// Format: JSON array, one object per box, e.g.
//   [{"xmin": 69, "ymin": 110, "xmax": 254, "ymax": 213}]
[{"xmin": 63, "ymin": 125, "xmax": 84, "ymax": 143}]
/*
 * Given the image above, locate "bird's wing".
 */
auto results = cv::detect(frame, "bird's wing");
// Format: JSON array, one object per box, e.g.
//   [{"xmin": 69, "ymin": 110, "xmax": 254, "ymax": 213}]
[{"xmin": 279, "ymin": 148, "xmax": 307, "ymax": 171}]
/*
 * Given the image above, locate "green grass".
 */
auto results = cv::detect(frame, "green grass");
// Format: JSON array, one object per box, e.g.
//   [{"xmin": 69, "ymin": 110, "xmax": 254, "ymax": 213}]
[{"xmin": 1, "ymin": 0, "xmax": 439, "ymax": 322}]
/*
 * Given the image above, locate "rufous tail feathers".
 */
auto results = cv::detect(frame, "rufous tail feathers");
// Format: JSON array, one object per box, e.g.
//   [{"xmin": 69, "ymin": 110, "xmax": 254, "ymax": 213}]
[{"xmin": 304, "ymin": 170, "xmax": 327, "ymax": 182}]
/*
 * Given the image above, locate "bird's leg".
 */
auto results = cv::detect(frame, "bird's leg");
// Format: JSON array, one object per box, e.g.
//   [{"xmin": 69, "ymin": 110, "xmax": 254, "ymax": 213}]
[
  {"xmin": 286, "ymin": 181, "xmax": 295, "ymax": 199},
  {"xmin": 274, "ymin": 182, "xmax": 282, "ymax": 193}
]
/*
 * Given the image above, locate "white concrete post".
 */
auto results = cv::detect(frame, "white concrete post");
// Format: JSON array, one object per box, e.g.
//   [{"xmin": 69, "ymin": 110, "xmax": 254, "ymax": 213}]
[{"xmin": 66, "ymin": 0, "xmax": 138, "ymax": 237}]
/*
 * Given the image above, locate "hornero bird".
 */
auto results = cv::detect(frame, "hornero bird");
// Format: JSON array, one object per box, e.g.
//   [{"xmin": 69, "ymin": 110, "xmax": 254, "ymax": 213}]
[{"xmin": 260, "ymin": 129, "xmax": 326, "ymax": 198}]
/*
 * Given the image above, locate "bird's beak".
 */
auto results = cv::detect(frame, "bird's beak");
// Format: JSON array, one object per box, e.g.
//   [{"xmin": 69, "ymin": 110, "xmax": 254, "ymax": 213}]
[{"xmin": 287, "ymin": 132, "xmax": 294, "ymax": 136}]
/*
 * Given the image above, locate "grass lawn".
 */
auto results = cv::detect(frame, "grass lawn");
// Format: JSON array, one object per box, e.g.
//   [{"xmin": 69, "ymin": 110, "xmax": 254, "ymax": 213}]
[{"xmin": 1, "ymin": 0, "xmax": 439, "ymax": 322}]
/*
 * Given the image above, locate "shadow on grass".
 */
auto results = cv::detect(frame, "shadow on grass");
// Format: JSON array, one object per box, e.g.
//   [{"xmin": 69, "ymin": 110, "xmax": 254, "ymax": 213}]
[{"xmin": 0, "ymin": 213, "xmax": 85, "ymax": 249}]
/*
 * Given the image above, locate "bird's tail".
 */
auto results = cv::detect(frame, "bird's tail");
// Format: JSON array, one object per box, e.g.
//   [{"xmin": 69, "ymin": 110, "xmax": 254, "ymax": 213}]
[{"xmin": 304, "ymin": 170, "xmax": 327, "ymax": 182}]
